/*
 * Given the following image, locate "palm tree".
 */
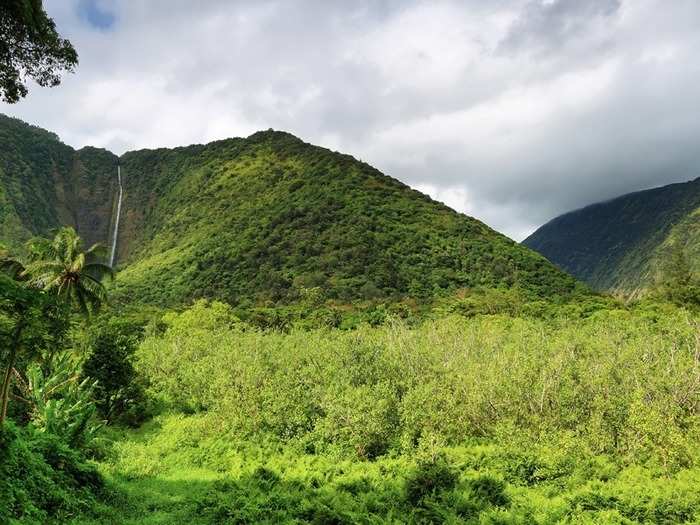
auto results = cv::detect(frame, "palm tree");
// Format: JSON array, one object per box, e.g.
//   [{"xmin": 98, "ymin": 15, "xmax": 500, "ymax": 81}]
[
  {"xmin": 0, "ymin": 228, "xmax": 114, "ymax": 425},
  {"xmin": 22, "ymin": 227, "xmax": 114, "ymax": 316}
]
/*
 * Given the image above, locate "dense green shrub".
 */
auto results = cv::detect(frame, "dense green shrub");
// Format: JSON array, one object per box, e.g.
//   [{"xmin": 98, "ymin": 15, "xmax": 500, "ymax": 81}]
[
  {"xmin": 86, "ymin": 411, "xmax": 700, "ymax": 524},
  {"xmin": 0, "ymin": 422, "xmax": 104, "ymax": 523},
  {"xmin": 24, "ymin": 354, "xmax": 103, "ymax": 451},
  {"xmin": 80, "ymin": 317, "xmax": 147, "ymax": 425},
  {"xmin": 47, "ymin": 299, "xmax": 700, "ymax": 523},
  {"xmin": 467, "ymin": 475, "xmax": 509, "ymax": 507},
  {"xmin": 405, "ymin": 454, "xmax": 459, "ymax": 504},
  {"xmin": 136, "ymin": 301, "xmax": 700, "ymax": 469}
]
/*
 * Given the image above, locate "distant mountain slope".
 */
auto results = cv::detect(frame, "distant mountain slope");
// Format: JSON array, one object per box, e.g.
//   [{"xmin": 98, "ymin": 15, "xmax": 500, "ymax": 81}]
[
  {"xmin": 0, "ymin": 115, "xmax": 581, "ymax": 306},
  {"xmin": 0, "ymin": 114, "xmax": 118, "ymax": 251},
  {"xmin": 523, "ymin": 178, "xmax": 700, "ymax": 292}
]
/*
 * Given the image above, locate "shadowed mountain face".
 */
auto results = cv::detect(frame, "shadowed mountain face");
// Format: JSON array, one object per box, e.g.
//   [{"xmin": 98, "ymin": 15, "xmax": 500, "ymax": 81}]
[
  {"xmin": 0, "ymin": 115, "xmax": 579, "ymax": 306},
  {"xmin": 524, "ymin": 178, "xmax": 700, "ymax": 293},
  {"xmin": 0, "ymin": 114, "xmax": 118, "ymax": 251}
]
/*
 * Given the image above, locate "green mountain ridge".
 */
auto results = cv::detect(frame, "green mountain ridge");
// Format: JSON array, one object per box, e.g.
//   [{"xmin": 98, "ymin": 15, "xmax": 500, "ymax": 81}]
[
  {"xmin": 0, "ymin": 114, "xmax": 579, "ymax": 306},
  {"xmin": 0, "ymin": 114, "xmax": 119, "ymax": 251},
  {"xmin": 523, "ymin": 177, "xmax": 700, "ymax": 293}
]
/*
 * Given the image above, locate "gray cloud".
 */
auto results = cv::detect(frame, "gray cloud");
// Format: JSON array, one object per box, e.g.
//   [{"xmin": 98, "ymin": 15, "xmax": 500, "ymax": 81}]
[
  {"xmin": 3, "ymin": 0, "xmax": 700, "ymax": 240},
  {"xmin": 499, "ymin": 0, "xmax": 621, "ymax": 56}
]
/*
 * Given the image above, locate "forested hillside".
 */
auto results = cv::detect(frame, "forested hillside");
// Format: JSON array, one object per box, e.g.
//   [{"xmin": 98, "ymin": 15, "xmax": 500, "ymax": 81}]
[
  {"xmin": 114, "ymin": 130, "xmax": 581, "ymax": 305},
  {"xmin": 0, "ymin": 115, "xmax": 581, "ymax": 307},
  {"xmin": 0, "ymin": 114, "xmax": 118, "ymax": 251},
  {"xmin": 524, "ymin": 177, "xmax": 700, "ymax": 293},
  {"xmin": 3, "ymin": 120, "xmax": 700, "ymax": 525}
]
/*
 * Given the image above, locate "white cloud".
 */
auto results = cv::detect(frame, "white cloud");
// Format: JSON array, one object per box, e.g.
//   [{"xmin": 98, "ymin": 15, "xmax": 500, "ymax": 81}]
[{"xmin": 3, "ymin": 0, "xmax": 700, "ymax": 240}]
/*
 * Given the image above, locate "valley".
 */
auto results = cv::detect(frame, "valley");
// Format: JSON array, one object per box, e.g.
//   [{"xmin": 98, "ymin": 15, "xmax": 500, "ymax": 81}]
[
  {"xmin": 1, "ymin": 116, "xmax": 699, "ymax": 524},
  {"xmin": 2, "ymin": 2, "xmax": 700, "ymax": 523}
]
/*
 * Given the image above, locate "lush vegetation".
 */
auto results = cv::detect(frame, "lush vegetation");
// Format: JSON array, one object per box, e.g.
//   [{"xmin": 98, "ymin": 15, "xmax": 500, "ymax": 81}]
[
  {"xmin": 0, "ymin": 228, "xmax": 114, "ymax": 522},
  {"xmin": 0, "ymin": 114, "xmax": 117, "ymax": 254},
  {"xmin": 1, "ymin": 225, "xmax": 700, "ymax": 523},
  {"xmin": 111, "ymin": 130, "xmax": 581, "ymax": 306},
  {"xmin": 2, "ymin": 118, "xmax": 700, "ymax": 523},
  {"xmin": 135, "ymin": 301, "xmax": 699, "ymax": 464},
  {"xmin": 524, "ymin": 177, "xmax": 700, "ymax": 293},
  {"xmin": 0, "ymin": 114, "xmax": 73, "ymax": 248},
  {"xmin": 0, "ymin": 115, "xmax": 582, "ymax": 308},
  {"xmin": 68, "ymin": 299, "xmax": 700, "ymax": 524}
]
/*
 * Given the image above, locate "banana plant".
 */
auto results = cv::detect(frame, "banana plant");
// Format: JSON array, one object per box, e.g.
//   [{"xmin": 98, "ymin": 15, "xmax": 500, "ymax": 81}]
[{"xmin": 21, "ymin": 353, "xmax": 103, "ymax": 449}]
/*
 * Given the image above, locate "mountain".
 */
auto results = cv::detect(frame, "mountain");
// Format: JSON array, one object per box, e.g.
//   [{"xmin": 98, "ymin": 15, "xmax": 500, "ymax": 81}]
[
  {"xmin": 523, "ymin": 178, "xmax": 700, "ymax": 293},
  {"xmin": 0, "ymin": 114, "xmax": 118, "ymax": 251},
  {"xmin": 0, "ymin": 114, "xmax": 580, "ymax": 306}
]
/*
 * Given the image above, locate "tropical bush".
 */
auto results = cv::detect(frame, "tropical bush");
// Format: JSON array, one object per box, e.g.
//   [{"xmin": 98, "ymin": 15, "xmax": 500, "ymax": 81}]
[
  {"xmin": 137, "ymin": 301, "xmax": 700, "ymax": 469},
  {"xmin": 80, "ymin": 316, "xmax": 147, "ymax": 425},
  {"xmin": 22, "ymin": 354, "xmax": 103, "ymax": 451},
  {"xmin": 0, "ymin": 421, "xmax": 104, "ymax": 523}
]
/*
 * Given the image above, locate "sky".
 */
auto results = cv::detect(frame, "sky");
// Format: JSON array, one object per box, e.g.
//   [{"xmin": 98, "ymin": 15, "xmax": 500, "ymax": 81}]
[{"xmin": 3, "ymin": 0, "xmax": 700, "ymax": 241}]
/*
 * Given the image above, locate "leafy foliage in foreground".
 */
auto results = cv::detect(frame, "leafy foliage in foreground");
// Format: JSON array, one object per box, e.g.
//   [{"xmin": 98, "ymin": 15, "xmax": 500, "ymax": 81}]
[
  {"xmin": 0, "ymin": 421, "xmax": 103, "ymax": 524},
  {"xmin": 76, "ymin": 299, "xmax": 699, "ymax": 524},
  {"xmin": 80, "ymin": 316, "xmax": 148, "ymax": 426},
  {"xmin": 137, "ymin": 300, "xmax": 700, "ymax": 468},
  {"xmin": 23, "ymin": 354, "xmax": 103, "ymax": 451},
  {"xmin": 80, "ymin": 396, "xmax": 700, "ymax": 523},
  {"xmin": 5, "ymin": 296, "xmax": 700, "ymax": 524}
]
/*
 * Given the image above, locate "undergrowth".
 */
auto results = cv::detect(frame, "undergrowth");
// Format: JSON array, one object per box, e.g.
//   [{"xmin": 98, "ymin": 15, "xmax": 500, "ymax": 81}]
[
  {"xmin": 0, "ymin": 422, "xmax": 105, "ymax": 524},
  {"xmin": 74, "ymin": 413, "xmax": 700, "ymax": 524},
  {"xmin": 69, "ymin": 300, "xmax": 700, "ymax": 523}
]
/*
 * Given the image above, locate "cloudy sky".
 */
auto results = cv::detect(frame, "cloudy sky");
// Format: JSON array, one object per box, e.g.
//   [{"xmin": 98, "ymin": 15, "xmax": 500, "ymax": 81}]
[{"xmin": 3, "ymin": 0, "xmax": 700, "ymax": 240}]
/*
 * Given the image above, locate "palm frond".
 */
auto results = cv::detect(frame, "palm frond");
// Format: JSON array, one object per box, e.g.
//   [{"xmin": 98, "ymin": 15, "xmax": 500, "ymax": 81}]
[
  {"xmin": 23, "ymin": 260, "xmax": 65, "ymax": 275},
  {"xmin": 85, "ymin": 243, "xmax": 108, "ymax": 261},
  {"xmin": 80, "ymin": 276, "xmax": 109, "ymax": 304},
  {"xmin": 22, "ymin": 261, "xmax": 66, "ymax": 288},
  {"xmin": 71, "ymin": 252, "xmax": 86, "ymax": 273},
  {"xmin": 0, "ymin": 252, "xmax": 26, "ymax": 280},
  {"xmin": 38, "ymin": 273, "xmax": 67, "ymax": 292},
  {"xmin": 73, "ymin": 285, "xmax": 90, "ymax": 317},
  {"xmin": 84, "ymin": 262, "xmax": 115, "ymax": 282},
  {"xmin": 25, "ymin": 237, "xmax": 53, "ymax": 262}
]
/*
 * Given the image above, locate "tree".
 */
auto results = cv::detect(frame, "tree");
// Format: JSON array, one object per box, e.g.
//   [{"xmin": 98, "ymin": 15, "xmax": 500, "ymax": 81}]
[
  {"xmin": 657, "ymin": 242, "xmax": 700, "ymax": 307},
  {"xmin": 0, "ymin": 274, "xmax": 68, "ymax": 425},
  {"xmin": 22, "ymin": 227, "xmax": 114, "ymax": 316},
  {"xmin": 0, "ymin": 228, "xmax": 112, "ymax": 425},
  {"xmin": 80, "ymin": 317, "xmax": 146, "ymax": 425},
  {"xmin": 0, "ymin": 0, "xmax": 78, "ymax": 103}
]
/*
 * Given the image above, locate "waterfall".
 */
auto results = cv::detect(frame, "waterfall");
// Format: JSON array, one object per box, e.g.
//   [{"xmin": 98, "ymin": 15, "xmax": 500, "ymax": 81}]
[{"xmin": 109, "ymin": 163, "xmax": 123, "ymax": 268}]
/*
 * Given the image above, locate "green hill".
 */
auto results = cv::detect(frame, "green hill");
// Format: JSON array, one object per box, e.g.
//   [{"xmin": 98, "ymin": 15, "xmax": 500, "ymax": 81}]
[
  {"xmin": 523, "ymin": 178, "xmax": 700, "ymax": 293},
  {"xmin": 0, "ymin": 115, "xmax": 580, "ymax": 306}
]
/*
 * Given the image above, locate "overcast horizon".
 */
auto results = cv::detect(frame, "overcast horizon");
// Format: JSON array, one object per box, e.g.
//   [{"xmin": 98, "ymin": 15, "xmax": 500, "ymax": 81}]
[{"xmin": 3, "ymin": 0, "xmax": 699, "ymax": 241}]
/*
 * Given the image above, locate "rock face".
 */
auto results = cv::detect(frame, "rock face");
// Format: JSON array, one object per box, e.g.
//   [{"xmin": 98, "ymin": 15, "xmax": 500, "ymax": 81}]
[
  {"xmin": 524, "ymin": 177, "xmax": 700, "ymax": 293},
  {"xmin": 72, "ymin": 147, "xmax": 121, "ymax": 252},
  {"xmin": 0, "ymin": 114, "xmax": 581, "ymax": 306}
]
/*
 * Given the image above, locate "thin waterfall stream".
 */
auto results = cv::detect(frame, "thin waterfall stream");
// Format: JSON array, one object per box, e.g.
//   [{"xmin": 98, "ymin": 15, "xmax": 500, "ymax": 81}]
[{"xmin": 109, "ymin": 163, "xmax": 122, "ymax": 267}]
